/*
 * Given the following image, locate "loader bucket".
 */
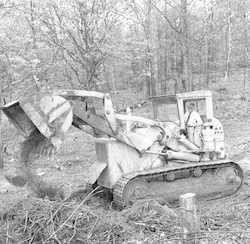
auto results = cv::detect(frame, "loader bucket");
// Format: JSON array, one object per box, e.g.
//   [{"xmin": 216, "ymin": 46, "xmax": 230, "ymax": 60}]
[{"xmin": 1, "ymin": 92, "xmax": 74, "ymax": 154}]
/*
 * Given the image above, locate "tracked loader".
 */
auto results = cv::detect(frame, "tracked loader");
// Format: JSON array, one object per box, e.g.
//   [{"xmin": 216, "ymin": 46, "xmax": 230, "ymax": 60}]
[{"xmin": 1, "ymin": 90, "xmax": 244, "ymax": 208}]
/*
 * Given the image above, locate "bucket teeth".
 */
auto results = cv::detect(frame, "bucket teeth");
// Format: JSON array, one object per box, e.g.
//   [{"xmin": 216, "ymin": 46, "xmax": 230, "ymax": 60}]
[
  {"xmin": 39, "ymin": 144, "xmax": 56, "ymax": 158},
  {"xmin": 19, "ymin": 129, "xmax": 58, "ymax": 161},
  {"xmin": 33, "ymin": 138, "xmax": 57, "ymax": 159}
]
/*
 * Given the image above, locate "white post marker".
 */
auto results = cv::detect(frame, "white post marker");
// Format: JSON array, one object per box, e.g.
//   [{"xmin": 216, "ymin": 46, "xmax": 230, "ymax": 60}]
[{"xmin": 179, "ymin": 193, "xmax": 200, "ymax": 242}]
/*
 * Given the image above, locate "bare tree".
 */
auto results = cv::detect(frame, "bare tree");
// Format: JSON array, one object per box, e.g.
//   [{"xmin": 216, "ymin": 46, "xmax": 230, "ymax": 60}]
[
  {"xmin": 0, "ymin": 85, "xmax": 3, "ymax": 169},
  {"xmin": 38, "ymin": 0, "xmax": 124, "ymax": 90},
  {"xmin": 241, "ymin": 0, "xmax": 249, "ymax": 100},
  {"xmin": 224, "ymin": 0, "xmax": 232, "ymax": 82},
  {"xmin": 0, "ymin": 0, "xmax": 16, "ymax": 168},
  {"xmin": 204, "ymin": 0, "xmax": 215, "ymax": 88},
  {"xmin": 124, "ymin": 0, "xmax": 157, "ymax": 97},
  {"xmin": 180, "ymin": 0, "xmax": 191, "ymax": 91}
]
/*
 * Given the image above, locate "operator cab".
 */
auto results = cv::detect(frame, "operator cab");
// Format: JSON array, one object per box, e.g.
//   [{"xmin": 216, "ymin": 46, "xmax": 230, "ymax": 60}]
[
  {"xmin": 150, "ymin": 91, "xmax": 223, "ymax": 156},
  {"xmin": 151, "ymin": 90, "xmax": 213, "ymax": 129}
]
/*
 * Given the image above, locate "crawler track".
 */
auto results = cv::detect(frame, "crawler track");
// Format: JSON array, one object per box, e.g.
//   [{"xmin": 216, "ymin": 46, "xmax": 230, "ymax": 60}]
[{"xmin": 113, "ymin": 160, "xmax": 244, "ymax": 209}]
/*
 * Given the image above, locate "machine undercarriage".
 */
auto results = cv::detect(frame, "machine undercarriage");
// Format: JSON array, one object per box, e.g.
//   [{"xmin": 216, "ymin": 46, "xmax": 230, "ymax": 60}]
[{"xmin": 113, "ymin": 161, "xmax": 243, "ymax": 208}]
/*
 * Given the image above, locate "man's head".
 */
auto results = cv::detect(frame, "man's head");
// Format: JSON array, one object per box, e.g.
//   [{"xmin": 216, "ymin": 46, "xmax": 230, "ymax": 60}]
[{"xmin": 187, "ymin": 102, "xmax": 195, "ymax": 112}]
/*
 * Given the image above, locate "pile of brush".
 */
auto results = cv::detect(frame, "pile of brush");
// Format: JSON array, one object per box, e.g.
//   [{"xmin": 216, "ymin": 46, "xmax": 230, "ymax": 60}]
[
  {"xmin": 0, "ymin": 189, "xmax": 180, "ymax": 244},
  {"xmin": 2, "ymin": 189, "xmax": 250, "ymax": 244}
]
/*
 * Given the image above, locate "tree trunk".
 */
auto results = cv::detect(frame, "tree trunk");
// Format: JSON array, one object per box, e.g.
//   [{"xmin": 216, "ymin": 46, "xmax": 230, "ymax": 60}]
[
  {"xmin": 156, "ymin": 10, "xmax": 163, "ymax": 95},
  {"xmin": 247, "ymin": 47, "xmax": 250, "ymax": 87},
  {"xmin": 110, "ymin": 64, "xmax": 119, "ymax": 107},
  {"xmin": 224, "ymin": 0, "xmax": 232, "ymax": 82},
  {"xmin": 0, "ymin": 88, "xmax": 3, "ymax": 169},
  {"xmin": 174, "ymin": 38, "xmax": 182, "ymax": 93},
  {"xmin": 145, "ymin": 0, "xmax": 156, "ymax": 97},
  {"xmin": 163, "ymin": 47, "xmax": 168, "ymax": 94},
  {"xmin": 30, "ymin": 0, "xmax": 36, "ymax": 45},
  {"xmin": 161, "ymin": 0, "xmax": 169, "ymax": 94},
  {"xmin": 205, "ymin": 0, "xmax": 214, "ymax": 89},
  {"xmin": 242, "ymin": 0, "xmax": 248, "ymax": 100},
  {"xmin": 180, "ymin": 0, "xmax": 191, "ymax": 91}
]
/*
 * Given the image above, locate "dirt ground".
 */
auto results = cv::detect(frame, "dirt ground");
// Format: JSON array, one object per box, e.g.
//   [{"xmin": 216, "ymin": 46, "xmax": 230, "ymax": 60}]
[
  {"xmin": 1, "ymin": 104, "xmax": 250, "ymax": 243},
  {"xmin": 0, "ymin": 124, "xmax": 95, "ymax": 213}
]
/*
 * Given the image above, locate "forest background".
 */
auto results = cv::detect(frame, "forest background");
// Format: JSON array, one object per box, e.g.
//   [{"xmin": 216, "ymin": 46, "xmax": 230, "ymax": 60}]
[{"xmin": 1, "ymin": 0, "xmax": 250, "ymax": 105}]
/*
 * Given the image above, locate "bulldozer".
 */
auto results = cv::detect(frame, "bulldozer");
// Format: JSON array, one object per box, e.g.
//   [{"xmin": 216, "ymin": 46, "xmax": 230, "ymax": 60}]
[{"xmin": 1, "ymin": 90, "xmax": 244, "ymax": 208}]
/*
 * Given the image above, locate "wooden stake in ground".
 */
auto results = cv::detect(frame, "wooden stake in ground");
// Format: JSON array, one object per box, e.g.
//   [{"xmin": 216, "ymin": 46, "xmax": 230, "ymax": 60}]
[{"xmin": 179, "ymin": 193, "xmax": 199, "ymax": 242}]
